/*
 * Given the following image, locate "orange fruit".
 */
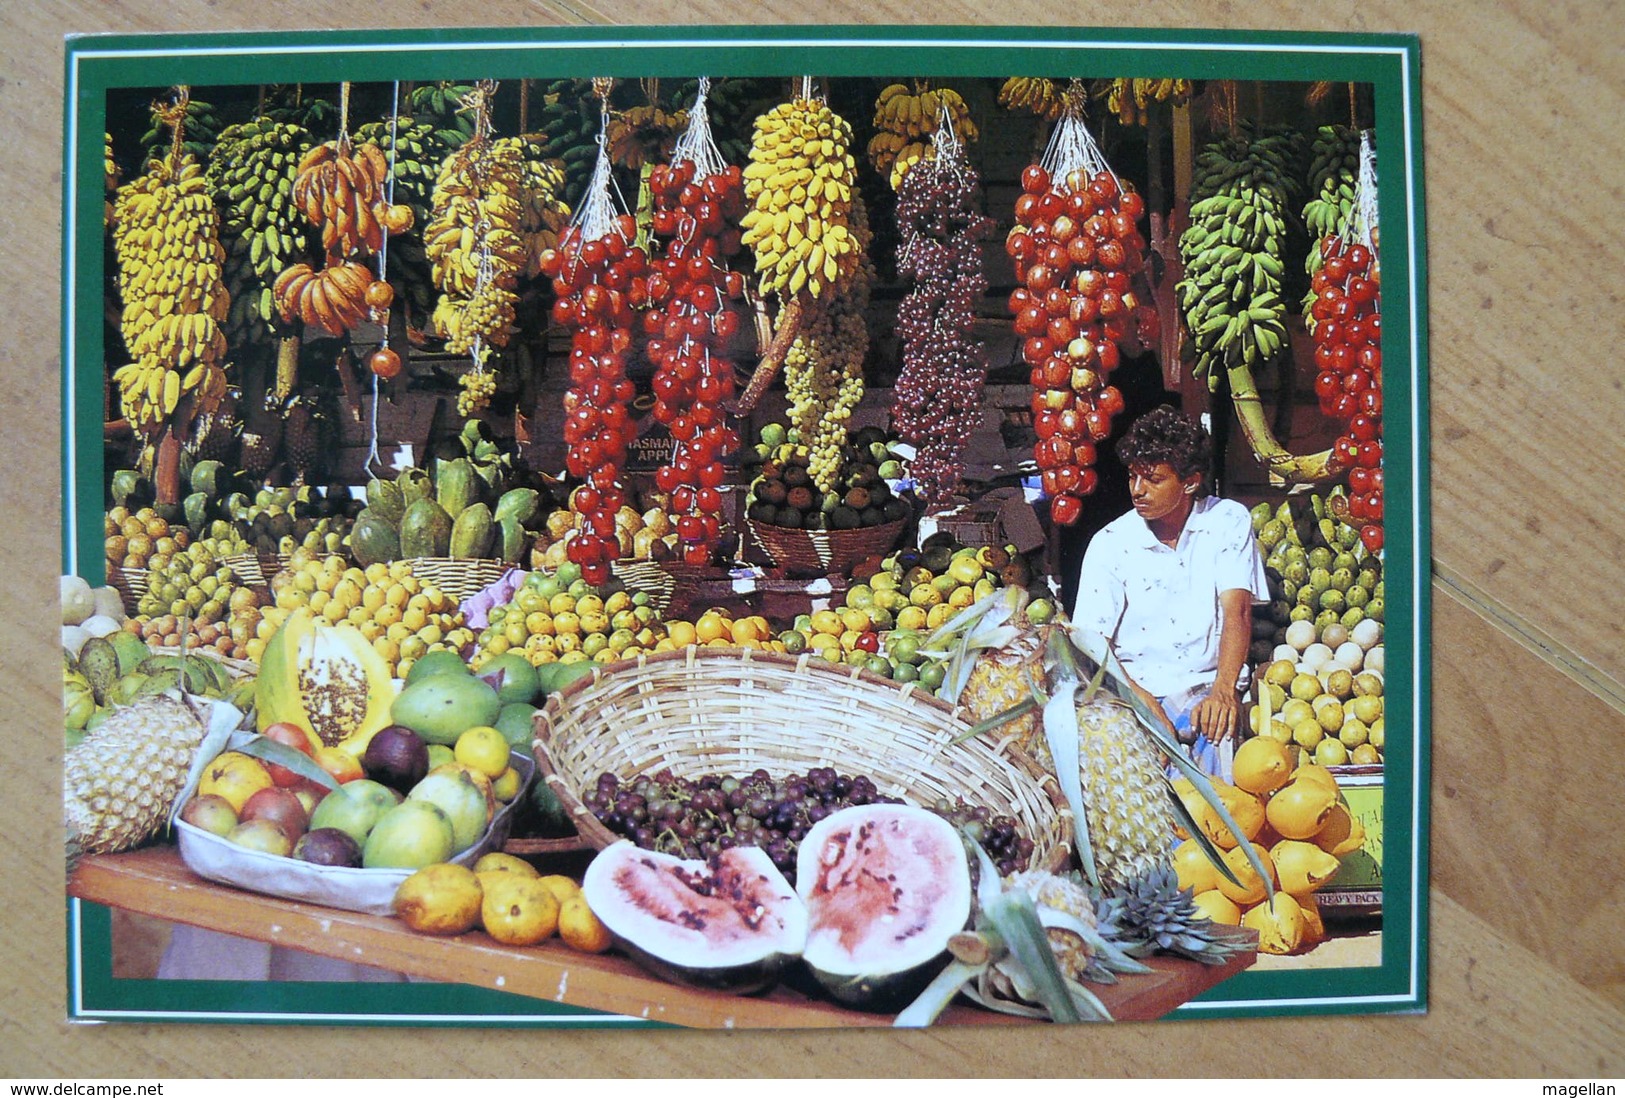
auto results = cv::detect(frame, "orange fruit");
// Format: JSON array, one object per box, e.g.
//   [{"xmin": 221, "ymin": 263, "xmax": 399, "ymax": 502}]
[
  {"xmin": 694, "ymin": 610, "xmax": 730, "ymax": 644},
  {"xmin": 666, "ymin": 620, "xmax": 697, "ymax": 648}
]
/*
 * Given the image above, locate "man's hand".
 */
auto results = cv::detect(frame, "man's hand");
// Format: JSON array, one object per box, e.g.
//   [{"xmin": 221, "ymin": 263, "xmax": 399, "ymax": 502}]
[{"xmin": 1190, "ymin": 685, "xmax": 1244, "ymax": 743}]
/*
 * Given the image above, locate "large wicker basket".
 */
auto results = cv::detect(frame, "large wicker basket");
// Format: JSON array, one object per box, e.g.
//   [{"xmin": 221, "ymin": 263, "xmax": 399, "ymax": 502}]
[
  {"xmin": 747, "ymin": 516, "xmax": 906, "ymax": 574},
  {"xmin": 532, "ymin": 647, "xmax": 1072, "ymax": 873}
]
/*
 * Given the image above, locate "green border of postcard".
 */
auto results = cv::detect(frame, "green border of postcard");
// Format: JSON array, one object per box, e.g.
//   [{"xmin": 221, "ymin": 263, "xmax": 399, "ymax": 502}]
[{"xmin": 61, "ymin": 23, "xmax": 1429, "ymax": 1026}]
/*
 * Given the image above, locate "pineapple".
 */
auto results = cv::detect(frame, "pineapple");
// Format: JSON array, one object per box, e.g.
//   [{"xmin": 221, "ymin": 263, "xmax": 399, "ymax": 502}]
[
  {"xmin": 64, "ymin": 694, "xmax": 206, "ymax": 856},
  {"xmin": 1098, "ymin": 863, "xmax": 1253, "ymax": 965},
  {"xmin": 960, "ymin": 622, "xmax": 1048, "ymax": 758},
  {"xmin": 1073, "ymin": 695, "xmax": 1181, "ymax": 891}
]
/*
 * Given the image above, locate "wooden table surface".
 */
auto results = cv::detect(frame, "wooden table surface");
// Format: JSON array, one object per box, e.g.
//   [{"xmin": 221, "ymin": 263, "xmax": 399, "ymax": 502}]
[{"xmin": 5, "ymin": 0, "xmax": 1624, "ymax": 1078}]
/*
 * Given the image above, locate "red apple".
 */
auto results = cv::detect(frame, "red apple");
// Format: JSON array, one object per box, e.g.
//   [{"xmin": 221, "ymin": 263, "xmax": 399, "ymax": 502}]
[
  {"xmin": 241, "ymin": 786, "xmax": 309, "ymax": 842},
  {"xmin": 260, "ymin": 721, "xmax": 319, "ymax": 788}
]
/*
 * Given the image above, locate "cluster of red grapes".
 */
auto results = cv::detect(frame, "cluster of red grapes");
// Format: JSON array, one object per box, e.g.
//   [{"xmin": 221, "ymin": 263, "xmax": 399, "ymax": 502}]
[
  {"xmin": 1007, "ymin": 165, "xmax": 1150, "ymax": 527},
  {"xmin": 891, "ymin": 154, "xmax": 994, "ymax": 507},
  {"xmin": 643, "ymin": 160, "xmax": 750, "ymax": 565},
  {"xmin": 1310, "ymin": 236, "xmax": 1385, "ymax": 554},
  {"xmin": 540, "ymin": 215, "xmax": 647, "ymax": 586},
  {"xmin": 586, "ymin": 767, "xmax": 1034, "ymax": 879}
]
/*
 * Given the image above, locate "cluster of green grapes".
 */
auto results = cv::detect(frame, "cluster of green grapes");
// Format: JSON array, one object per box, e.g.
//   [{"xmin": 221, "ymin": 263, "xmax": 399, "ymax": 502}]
[{"xmin": 457, "ymin": 368, "xmax": 498, "ymax": 416}]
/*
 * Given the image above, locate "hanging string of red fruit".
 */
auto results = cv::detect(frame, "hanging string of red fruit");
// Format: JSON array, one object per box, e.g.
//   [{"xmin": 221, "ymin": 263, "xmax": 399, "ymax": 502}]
[
  {"xmin": 642, "ymin": 80, "xmax": 748, "ymax": 566},
  {"xmin": 891, "ymin": 111, "xmax": 994, "ymax": 508},
  {"xmin": 1007, "ymin": 82, "xmax": 1151, "ymax": 527},
  {"xmin": 538, "ymin": 80, "xmax": 647, "ymax": 587},
  {"xmin": 1311, "ymin": 132, "xmax": 1384, "ymax": 555}
]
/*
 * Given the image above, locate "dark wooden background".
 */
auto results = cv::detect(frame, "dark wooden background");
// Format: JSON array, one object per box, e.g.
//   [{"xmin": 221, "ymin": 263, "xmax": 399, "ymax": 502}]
[{"xmin": 3, "ymin": 0, "xmax": 1622, "ymax": 1077}]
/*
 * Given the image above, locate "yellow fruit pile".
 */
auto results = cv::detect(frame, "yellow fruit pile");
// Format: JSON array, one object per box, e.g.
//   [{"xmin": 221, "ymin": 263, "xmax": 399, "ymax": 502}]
[
  {"xmin": 660, "ymin": 609, "xmax": 783, "ymax": 654},
  {"xmin": 1104, "ymin": 78, "xmax": 1194, "ymax": 127},
  {"xmin": 1173, "ymin": 746, "xmax": 1367, "ymax": 955},
  {"xmin": 105, "ymin": 506, "xmax": 190, "ymax": 574},
  {"xmin": 258, "ymin": 554, "xmax": 473, "ymax": 676},
  {"xmin": 111, "ymin": 151, "xmax": 232, "ymax": 430},
  {"xmin": 740, "ymin": 97, "xmax": 861, "ymax": 300},
  {"xmin": 392, "ymin": 853, "xmax": 612, "ymax": 952},
  {"xmin": 472, "ymin": 569, "xmax": 665, "ymax": 670},
  {"xmin": 1250, "ymin": 652, "xmax": 1386, "ymax": 767},
  {"xmin": 867, "ymin": 83, "xmax": 978, "ymax": 189}
]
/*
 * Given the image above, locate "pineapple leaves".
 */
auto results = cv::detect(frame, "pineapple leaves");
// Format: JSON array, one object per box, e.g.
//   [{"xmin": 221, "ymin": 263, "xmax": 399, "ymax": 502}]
[
  {"xmin": 893, "ymin": 960, "xmax": 987, "ymax": 1028},
  {"xmin": 951, "ymin": 696, "xmax": 1039, "ymax": 746},
  {"xmin": 236, "ymin": 735, "xmax": 340, "ymax": 791},
  {"xmin": 981, "ymin": 890, "xmax": 1084, "ymax": 1024},
  {"xmin": 1164, "ymin": 787, "xmax": 1246, "ymax": 890},
  {"xmin": 1041, "ymin": 677, "xmax": 1100, "ymax": 891}
]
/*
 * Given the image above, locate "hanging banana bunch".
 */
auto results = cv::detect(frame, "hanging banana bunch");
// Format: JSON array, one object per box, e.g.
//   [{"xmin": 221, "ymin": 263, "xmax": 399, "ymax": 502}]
[
  {"xmin": 139, "ymin": 93, "xmax": 222, "ymax": 165},
  {"xmin": 604, "ymin": 98, "xmax": 687, "ymax": 171},
  {"xmin": 997, "ymin": 77, "xmax": 1066, "ymax": 122},
  {"xmin": 291, "ymin": 138, "xmax": 398, "ymax": 258},
  {"xmin": 1101, "ymin": 78, "xmax": 1194, "ymax": 126},
  {"xmin": 424, "ymin": 83, "xmax": 527, "ymax": 360},
  {"xmin": 110, "ymin": 97, "xmax": 232, "ymax": 435},
  {"xmin": 494, "ymin": 134, "xmax": 572, "ymax": 277},
  {"xmin": 208, "ymin": 117, "xmax": 319, "ymax": 346},
  {"xmin": 103, "ymin": 133, "xmax": 120, "ymax": 228},
  {"xmin": 536, "ymin": 78, "xmax": 603, "ymax": 208},
  {"xmin": 407, "ymin": 81, "xmax": 478, "ymax": 149},
  {"xmin": 867, "ymin": 81, "xmax": 979, "ymax": 190},
  {"xmin": 1300, "ymin": 124, "xmax": 1362, "ymax": 332},
  {"xmin": 1176, "ymin": 123, "xmax": 1302, "ymax": 391}
]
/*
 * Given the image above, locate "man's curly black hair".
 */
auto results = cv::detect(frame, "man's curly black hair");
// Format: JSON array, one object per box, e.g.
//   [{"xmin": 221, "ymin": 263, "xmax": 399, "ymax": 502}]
[{"xmin": 1115, "ymin": 405, "xmax": 1212, "ymax": 482}]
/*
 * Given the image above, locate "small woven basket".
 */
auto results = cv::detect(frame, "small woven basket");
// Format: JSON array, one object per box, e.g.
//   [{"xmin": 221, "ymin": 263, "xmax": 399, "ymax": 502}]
[
  {"xmin": 105, "ymin": 564, "xmax": 145, "ymax": 617},
  {"xmin": 610, "ymin": 558, "xmax": 677, "ymax": 612},
  {"xmin": 218, "ymin": 552, "xmax": 280, "ymax": 592},
  {"xmin": 532, "ymin": 647, "xmax": 1073, "ymax": 873},
  {"xmin": 400, "ymin": 557, "xmax": 514, "ymax": 601},
  {"xmin": 747, "ymin": 517, "xmax": 906, "ymax": 574}
]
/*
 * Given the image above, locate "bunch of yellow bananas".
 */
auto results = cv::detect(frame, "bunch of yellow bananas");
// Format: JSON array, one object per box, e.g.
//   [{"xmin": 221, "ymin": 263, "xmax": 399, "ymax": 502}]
[
  {"xmin": 1106, "ymin": 78, "xmax": 1194, "ymax": 126},
  {"xmin": 785, "ymin": 196, "xmax": 873, "ymax": 493},
  {"xmin": 293, "ymin": 140, "xmax": 401, "ymax": 258},
  {"xmin": 740, "ymin": 97, "xmax": 860, "ymax": 300},
  {"xmin": 494, "ymin": 136, "xmax": 572, "ymax": 278},
  {"xmin": 998, "ymin": 77, "xmax": 1065, "ymax": 122},
  {"xmin": 104, "ymin": 133, "xmax": 119, "ymax": 228},
  {"xmin": 867, "ymin": 83, "xmax": 979, "ymax": 190},
  {"xmin": 110, "ymin": 152, "xmax": 231, "ymax": 430},
  {"xmin": 424, "ymin": 137, "xmax": 527, "ymax": 352}
]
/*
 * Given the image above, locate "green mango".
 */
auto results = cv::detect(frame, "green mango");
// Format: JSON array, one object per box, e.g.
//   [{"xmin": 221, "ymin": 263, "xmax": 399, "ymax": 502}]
[
  {"xmin": 365, "ymin": 478, "xmax": 406, "ymax": 526},
  {"xmin": 350, "ymin": 509, "xmax": 402, "ymax": 567},
  {"xmin": 494, "ymin": 488, "xmax": 540, "ymax": 526},
  {"xmin": 399, "ymin": 498, "xmax": 454, "ymax": 558},
  {"xmin": 449, "ymin": 503, "xmax": 495, "ymax": 560},
  {"xmin": 183, "ymin": 492, "xmax": 212, "ymax": 535},
  {"xmin": 111, "ymin": 470, "xmax": 144, "ymax": 507}
]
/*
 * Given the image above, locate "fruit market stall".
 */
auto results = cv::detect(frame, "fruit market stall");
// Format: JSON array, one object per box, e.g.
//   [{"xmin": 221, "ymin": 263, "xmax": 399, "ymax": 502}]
[{"xmin": 68, "ymin": 68, "xmax": 1398, "ymax": 1025}]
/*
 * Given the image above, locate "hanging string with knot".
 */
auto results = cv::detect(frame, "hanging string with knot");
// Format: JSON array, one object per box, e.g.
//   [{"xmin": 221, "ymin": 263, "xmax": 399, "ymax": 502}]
[
  {"xmin": 798, "ymin": 75, "xmax": 815, "ymax": 103},
  {"xmin": 363, "ymin": 79, "xmax": 405, "ymax": 479},
  {"xmin": 568, "ymin": 77, "xmax": 632, "ymax": 245},
  {"xmin": 1351, "ymin": 129, "xmax": 1379, "ymax": 252},
  {"xmin": 154, "ymin": 87, "xmax": 191, "ymax": 173},
  {"xmin": 1040, "ymin": 78, "xmax": 1118, "ymax": 191},
  {"xmin": 337, "ymin": 80, "xmax": 352, "ymax": 155},
  {"xmin": 461, "ymin": 81, "xmax": 500, "ymax": 372},
  {"xmin": 671, "ymin": 76, "xmax": 728, "ymax": 182}
]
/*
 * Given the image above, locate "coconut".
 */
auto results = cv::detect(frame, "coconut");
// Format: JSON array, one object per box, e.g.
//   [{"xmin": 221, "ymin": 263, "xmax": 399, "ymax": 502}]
[
  {"xmin": 1301, "ymin": 643, "xmax": 1334, "ymax": 673},
  {"xmin": 62, "ymin": 625, "xmax": 92, "ymax": 659},
  {"xmin": 1350, "ymin": 618, "xmax": 1383, "ymax": 651},
  {"xmin": 1364, "ymin": 645, "xmax": 1385, "ymax": 674},
  {"xmin": 61, "ymin": 575, "xmax": 96, "ymax": 626},
  {"xmin": 1272, "ymin": 643, "xmax": 1299, "ymax": 665},
  {"xmin": 1284, "ymin": 620, "xmax": 1317, "ymax": 652},
  {"xmin": 1334, "ymin": 641, "xmax": 1366, "ymax": 672},
  {"xmin": 1320, "ymin": 622, "xmax": 1351, "ymax": 650},
  {"xmin": 80, "ymin": 614, "xmax": 124, "ymax": 639}
]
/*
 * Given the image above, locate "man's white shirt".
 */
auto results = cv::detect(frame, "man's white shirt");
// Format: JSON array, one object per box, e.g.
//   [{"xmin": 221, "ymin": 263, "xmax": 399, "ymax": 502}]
[{"xmin": 1071, "ymin": 495, "xmax": 1270, "ymax": 699}]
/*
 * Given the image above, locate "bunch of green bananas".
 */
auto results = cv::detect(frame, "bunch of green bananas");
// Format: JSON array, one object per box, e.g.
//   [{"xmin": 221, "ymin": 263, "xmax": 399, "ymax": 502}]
[
  {"xmin": 669, "ymin": 77, "xmax": 758, "ymax": 168},
  {"xmin": 352, "ymin": 116, "xmax": 450, "ymax": 323},
  {"xmin": 207, "ymin": 118, "xmax": 317, "ymax": 345},
  {"xmin": 425, "ymin": 138, "xmax": 526, "ymax": 357},
  {"xmin": 1300, "ymin": 124, "xmax": 1361, "ymax": 331},
  {"xmin": 1176, "ymin": 125, "xmax": 1303, "ymax": 391},
  {"xmin": 141, "ymin": 96, "xmax": 223, "ymax": 166},
  {"xmin": 786, "ymin": 195, "xmax": 873, "ymax": 493},
  {"xmin": 535, "ymin": 78, "xmax": 605, "ymax": 209},
  {"xmin": 494, "ymin": 135, "xmax": 572, "ymax": 278},
  {"xmin": 741, "ymin": 96, "xmax": 862, "ymax": 301},
  {"xmin": 406, "ymin": 82, "xmax": 477, "ymax": 150},
  {"xmin": 110, "ymin": 152, "xmax": 232, "ymax": 431}
]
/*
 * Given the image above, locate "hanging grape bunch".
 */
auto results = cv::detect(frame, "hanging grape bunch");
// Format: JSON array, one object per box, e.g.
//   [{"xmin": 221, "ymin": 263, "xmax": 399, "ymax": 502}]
[
  {"xmin": 891, "ymin": 117, "xmax": 994, "ymax": 508},
  {"xmin": 1313, "ymin": 135, "xmax": 1383, "ymax": 554},
  {"xmin": 539, "ymin": 86, "xmax": 649, "ymax": 588},
  {"xmin": 1007, "ymin": 87, "xmax": 1150, "ymax": 526},
  {"xmin": 643, "ymin": 86, "xmax": 750, "ymax": 566}
]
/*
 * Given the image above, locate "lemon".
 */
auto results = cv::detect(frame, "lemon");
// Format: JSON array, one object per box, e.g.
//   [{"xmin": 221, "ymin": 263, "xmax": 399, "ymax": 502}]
[
  {"xmin": 393, "ymin": 864, "xmax": 483, "ymax": 936},
  {"xmin": 809, "ymin": 609, "xmax": 843, "ymax": 636},
  {"xmin": 491, "ymin": 766, "xmax": 523, "ymax": 802},
  {"xmin": 454, "ymin": 726, "xmax": 512, "ymax": 779},
  {"xmin": 473, "ymin": 852, "xmax": 538, "ymax": 878},
  {"xmin": 480, "ymin": 876, "xmax": 560, "ymax": 945},
  {"xmin": 558, "ymin": 894, "xmax": 613, "ymax": 954},
  {"xmin": 1242, "ymin": 893, "xmax": 1304, "ymax": 955}
]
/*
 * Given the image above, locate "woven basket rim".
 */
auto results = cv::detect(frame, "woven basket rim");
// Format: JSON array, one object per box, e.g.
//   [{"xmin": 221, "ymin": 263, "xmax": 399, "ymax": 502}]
[
  {"xmin": 746, "ymin": 515, "xmax": 908, "ymax": 541},
  {"xmin": 531, "ymin": 646, "xmax": 1072, "ymax": 868}
]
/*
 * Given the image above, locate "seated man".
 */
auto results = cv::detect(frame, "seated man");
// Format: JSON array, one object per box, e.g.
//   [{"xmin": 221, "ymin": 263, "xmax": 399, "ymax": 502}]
[{"xmin": 1070, "ymin": 406, "xmax": 1269, "ymax": 775}]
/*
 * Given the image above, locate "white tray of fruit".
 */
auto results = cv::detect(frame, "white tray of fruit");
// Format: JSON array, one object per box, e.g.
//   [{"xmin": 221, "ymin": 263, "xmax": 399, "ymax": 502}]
[{"xmin": 173, "ymin": 722, "xmax": 534, "ymax": 917}]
